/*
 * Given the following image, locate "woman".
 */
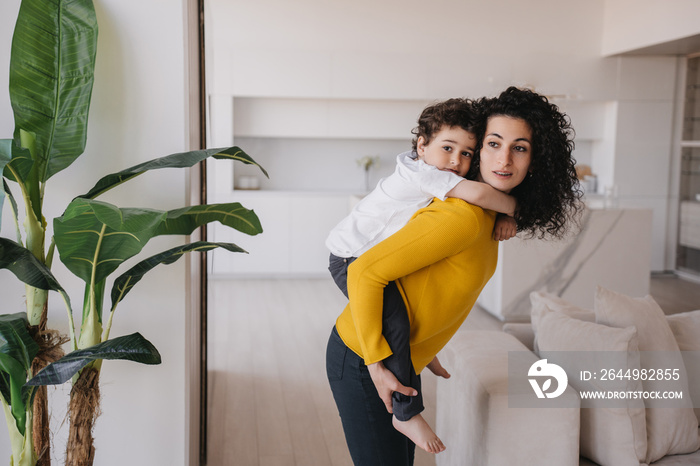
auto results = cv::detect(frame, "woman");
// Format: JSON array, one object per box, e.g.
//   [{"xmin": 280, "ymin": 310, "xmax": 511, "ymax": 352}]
[{"xmin": 326, "ymin": 87, "xmax": 582, "ymax": 465}]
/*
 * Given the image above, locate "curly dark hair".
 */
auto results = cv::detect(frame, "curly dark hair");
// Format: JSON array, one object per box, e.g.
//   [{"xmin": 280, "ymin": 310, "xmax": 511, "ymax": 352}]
[
  {"xmin": 411, "ymin": 98, "xmax": 478, "ymax": 152},
  {"xmin": 468, "ymin": 87, "xmax": 583, "ymax": 239}
]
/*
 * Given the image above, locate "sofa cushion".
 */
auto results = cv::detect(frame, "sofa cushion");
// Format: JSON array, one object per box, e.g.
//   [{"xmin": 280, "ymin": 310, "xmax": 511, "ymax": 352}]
[
  {"xmin": 594, "ymin": 287, "xmax": 700, "ymax": 463},
  {"xmin": 530, "ymin": 290, "xmax": 594, "ymax": 324},
  {"xmin": 666, "ymin": 310, "xmax": 700, "ymax": 424},
  {"xmin": 530, "ymin": 291, "xmax": 594, "ymax": 352},
  {"xmin": 537, "ymin": 308, "xmax": 647, "ymax": 466}
]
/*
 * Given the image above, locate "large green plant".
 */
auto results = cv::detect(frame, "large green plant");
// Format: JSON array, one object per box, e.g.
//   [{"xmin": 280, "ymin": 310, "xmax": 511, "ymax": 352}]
[{"xmin": 0, "ymin": 1, "xmax": 266, "ymax": 465}]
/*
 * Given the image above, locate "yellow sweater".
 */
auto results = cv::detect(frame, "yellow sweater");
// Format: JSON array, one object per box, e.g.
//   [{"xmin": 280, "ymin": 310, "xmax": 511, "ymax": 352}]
[{"xmin": 336, "ymin": 198, "xmax": 498, "ymax": 373}]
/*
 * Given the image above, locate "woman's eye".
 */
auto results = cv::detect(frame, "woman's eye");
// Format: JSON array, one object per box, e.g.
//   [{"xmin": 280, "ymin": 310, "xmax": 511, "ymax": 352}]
[
  {"xmin": 514, "ymin": 145, "xmax": 529, "ymax": 152},
  {"xmin": 487, "ymin": 141, "xmax": 498, "ymax": 148}
]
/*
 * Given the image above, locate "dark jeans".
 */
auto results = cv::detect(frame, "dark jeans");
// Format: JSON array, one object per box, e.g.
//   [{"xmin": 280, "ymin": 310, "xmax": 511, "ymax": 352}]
[
  {"xmin": 328, "ymin": 254, "xmax": 423, "ymax": 422},
  {"xmin": 327, "ymin": 326, "xmax": 416, "ymax": 465}
]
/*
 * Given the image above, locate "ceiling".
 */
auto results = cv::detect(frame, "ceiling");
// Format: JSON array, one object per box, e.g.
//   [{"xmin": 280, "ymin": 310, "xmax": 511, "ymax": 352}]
[{"xmin": 620, "ymin": 33, "xmax": 700, "ymax": 56}]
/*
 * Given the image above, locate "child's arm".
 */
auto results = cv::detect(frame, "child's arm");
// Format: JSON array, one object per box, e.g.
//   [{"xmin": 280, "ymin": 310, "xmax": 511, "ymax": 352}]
[{"xmin": 445, "ymin": 179, "xmax": 517, "ymax": 216}]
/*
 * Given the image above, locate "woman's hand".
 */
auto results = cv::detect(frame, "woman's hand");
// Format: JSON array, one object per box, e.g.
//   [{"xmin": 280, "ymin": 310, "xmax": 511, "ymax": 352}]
[
  {"xmin": 426, "ymin": 356, "xmax": 451, "ymax": 379},
  {"xmin": 367, "ymin": 361, "xmax": 418, "ymax": 413}
]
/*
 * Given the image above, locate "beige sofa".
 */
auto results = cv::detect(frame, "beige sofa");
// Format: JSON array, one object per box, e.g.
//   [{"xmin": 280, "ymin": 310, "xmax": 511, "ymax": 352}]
[{"xmin": 436, "ymin": 288, "xmax": 700, "ymax": 466}]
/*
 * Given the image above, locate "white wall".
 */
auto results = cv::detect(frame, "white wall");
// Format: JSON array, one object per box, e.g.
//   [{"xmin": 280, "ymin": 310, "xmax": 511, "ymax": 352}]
[
  {"xmin": 208, "ymin": 0, "xmax": 614, "ymax": 101},
  {"xmin": 602, "ymin": 0, "xmax": 700, "ymax": 55},
  {"xmin": 204, "ymin": 0, "xmax": 617, "ymax": 201},
  {"xmin": 205, "ymin": 0, "xmax": 689, "ymax": 272},
  {"xmin": 0, "ymin": 1, "xmax": 191, "ymax": 464}
]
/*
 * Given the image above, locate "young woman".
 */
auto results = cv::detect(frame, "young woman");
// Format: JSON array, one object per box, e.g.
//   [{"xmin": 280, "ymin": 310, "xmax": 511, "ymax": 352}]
[
  {"xmin": 326, "ymin": 98, "xmax": 519, "ymax": 454},
  {"xmin": 326, "ymin": 86, "xmax": 583, "ymax": 465}
]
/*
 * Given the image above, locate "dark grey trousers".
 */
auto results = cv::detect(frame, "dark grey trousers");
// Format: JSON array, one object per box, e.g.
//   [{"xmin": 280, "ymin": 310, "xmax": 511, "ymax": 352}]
[
  {"xmin": 328, "ymin": 254, "xmax": 423, "ymax": 421},
  {"xmin": 327, "ymin": 326, "xmax": 416, "ymax": 465}
]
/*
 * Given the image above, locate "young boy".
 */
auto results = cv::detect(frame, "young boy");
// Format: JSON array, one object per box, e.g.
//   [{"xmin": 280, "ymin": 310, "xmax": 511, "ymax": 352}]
[{"xmin": 326, "ymin": 98, "xmax": 516, "ymax": 454}]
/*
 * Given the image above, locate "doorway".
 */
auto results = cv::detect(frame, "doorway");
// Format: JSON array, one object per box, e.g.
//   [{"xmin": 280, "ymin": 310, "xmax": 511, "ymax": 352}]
[{"xmin": 678, "ymin": 56, "xmax": 700, "ymax": 275}]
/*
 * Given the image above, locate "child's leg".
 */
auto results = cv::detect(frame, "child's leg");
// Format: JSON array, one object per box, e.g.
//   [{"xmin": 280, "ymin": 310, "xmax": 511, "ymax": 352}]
[
  {"xmin": 328, "ymin": 253, "xmax": 356, "ymax": 298},
  {"xmin": 381, "ymin": 281, "xmax": 423, "ymax": 420},
  {"xmin": 329, "ymin": 256, "xmax": 421, "ymax": 410},
  {"xmin": 381, "ymin": 281, "xmax": 445, "ymax": 453}
]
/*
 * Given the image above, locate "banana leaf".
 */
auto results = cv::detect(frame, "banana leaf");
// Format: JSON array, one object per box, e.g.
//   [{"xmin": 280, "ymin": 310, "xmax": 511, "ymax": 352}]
[
  {"xmin": 0, "ymin": 313, "xmax": 39, "ymax": 435},
  {"xmin": 9, "ymin": 0, "xmax": 98, "ymax": 182},
  {"xmin": 53, "ymin": 199, "xmax": 167, "ymax": 285},
  {"xmin": 2, "ymin": 179, "xmax": 21, "ymax": 243},
  {"xmin": 80, "ymin": 146, "xmax": 268, "ymax": 200},
  {"xmin": 0, "ymin": 238, "xmax": 75, "ymax": 336},
  {"xmin": 110, "ymin": 241, "xmax": 246, "ymax": 309},
  {"xmin": 54, "ymin": 199, "xmax": 261, "ymax": 286},
  {"xmin": 0, "ymin": 313, "xmax": 38, "ymax": 390},
  {"xmin": 25, "ymin": 332, "xmax": 160, "ymax": 387},
  {"xmin": 0, "ymin": 141, "xmax": 10, "ymax": 229},
  {"xmin": 0, "ymin": 238, "xmax": 65, "ymax": 293},
  {"xmin": 1, "ymin": 138, "xmax": 33, "ymax": 185},
  {"xmin": 154, "ymin": 203, "xmax": 262, "ymax": 236}
]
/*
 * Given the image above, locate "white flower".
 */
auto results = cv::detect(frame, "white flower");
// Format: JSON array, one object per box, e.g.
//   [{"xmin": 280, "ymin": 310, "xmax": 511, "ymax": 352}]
[{"xmin": 356, "ymin": 155, "xmax": 380, "ymax": 171}]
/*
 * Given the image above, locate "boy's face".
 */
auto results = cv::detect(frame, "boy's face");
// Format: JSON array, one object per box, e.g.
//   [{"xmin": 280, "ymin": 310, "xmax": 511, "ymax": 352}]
[{"xmin": 416, "ymin": 126, "xmax": 476, "ymax": 178}]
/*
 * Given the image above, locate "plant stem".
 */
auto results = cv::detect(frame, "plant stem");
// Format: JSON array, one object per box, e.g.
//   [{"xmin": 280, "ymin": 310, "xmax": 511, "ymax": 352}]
[
  {"xmin": 1, "ymin": 398, "xmax": 37, "ymax": 466},
  {"xmin": 78, "ymin": 224, "xmax": 107, "ymax": 351},
  {"xmin": 45, "ymin": 239, "xmax": 55, "ymax": 269},
  {"xmin": 59, "ymin": 291, "xmax": 78, "ymax": 352},
  {"xmin": 102, "ymin": 305, "xmax": 117, "ymax": 343}
]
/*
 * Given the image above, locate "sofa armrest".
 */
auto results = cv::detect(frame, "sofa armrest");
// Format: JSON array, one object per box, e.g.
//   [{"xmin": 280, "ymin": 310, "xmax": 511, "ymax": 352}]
[
  {"xmin": 502, "ymin": 322, "xmax": 535, "ymax": 351},
  {"xmin": 436, "ymin": 330, "xmax": 580, "ymax": 466}
]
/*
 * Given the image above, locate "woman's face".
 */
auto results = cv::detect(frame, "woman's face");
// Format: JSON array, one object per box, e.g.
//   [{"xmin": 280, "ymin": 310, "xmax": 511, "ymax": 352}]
[{"xmin": 477, "ymin": 116, "xmax": 533, "ymax": 193}]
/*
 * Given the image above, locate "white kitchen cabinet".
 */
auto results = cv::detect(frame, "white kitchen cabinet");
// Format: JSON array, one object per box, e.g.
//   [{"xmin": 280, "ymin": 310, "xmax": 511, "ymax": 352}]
[{"xmin": 208, "ymin": 191, "xmax": 351, "ymax": 277}]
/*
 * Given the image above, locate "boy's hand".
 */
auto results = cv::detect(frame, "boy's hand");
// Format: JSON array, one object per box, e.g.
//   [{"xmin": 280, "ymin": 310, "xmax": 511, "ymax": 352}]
[
  {"xmin": 426, "ymin": 356, "xmax": 451, "ymax": 379},
  {"xmin": 493, "ymin": 214, "xmax": 517, "ymax": 241}
]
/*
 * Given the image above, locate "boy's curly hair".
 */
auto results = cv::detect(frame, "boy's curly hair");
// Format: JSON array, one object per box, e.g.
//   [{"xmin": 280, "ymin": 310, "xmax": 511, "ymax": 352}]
[
  {"xmin": 469, "ymin": 87, "xmax": 583, "ymax": 239},
  {"xmin": 411, "ymin": 98, "xmax": 478, "ymax": 152}
]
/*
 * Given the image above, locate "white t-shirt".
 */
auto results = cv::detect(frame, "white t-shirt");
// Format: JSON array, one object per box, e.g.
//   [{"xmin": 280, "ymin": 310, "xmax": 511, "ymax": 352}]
[{"xmin": 326, "ymin": 151, "xmax": 464, "ymax": 258}]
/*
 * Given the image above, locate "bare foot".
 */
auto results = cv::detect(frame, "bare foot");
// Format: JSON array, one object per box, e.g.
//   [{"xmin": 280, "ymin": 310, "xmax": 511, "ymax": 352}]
[
  {"xmin": 392, "ymin": 414, "xmax": 446, "ymax": 454},
  {"xmin": 426, "ymin": 356, "xmax": 451, "ymax": 379}
]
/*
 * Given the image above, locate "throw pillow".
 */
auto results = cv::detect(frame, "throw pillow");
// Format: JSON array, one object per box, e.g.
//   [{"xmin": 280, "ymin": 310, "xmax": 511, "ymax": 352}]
[
  {"xmin": 530, "ymin": 291, "xmax": 594, "ymax": 352},
  {"xmin": 666, "ymin": 310, "xmax": 700, "ymax": 424},
  {"xmin": 594, "ymin": 287, "xmax": 700, "ymax": 463},
  {"xmin": 537, "ymin": 309, "xmax": 647, "ymax": 466}
]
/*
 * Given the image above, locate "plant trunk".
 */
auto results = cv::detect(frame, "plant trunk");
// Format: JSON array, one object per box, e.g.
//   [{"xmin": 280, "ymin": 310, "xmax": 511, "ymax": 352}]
[
  {"xmin": 29, "ymin": 308, "xmax": 69, "ymax": 466},
  {"xmin": 30, "ymin": 300, "xmax": 49, "ymax": 466},
  {"xmin": 31, "ymin": 386, "xmax": 49, "ymax": 466},
  {"xmin": 66, "ymin": 368, "xmax": 100, "ymax": 466}
]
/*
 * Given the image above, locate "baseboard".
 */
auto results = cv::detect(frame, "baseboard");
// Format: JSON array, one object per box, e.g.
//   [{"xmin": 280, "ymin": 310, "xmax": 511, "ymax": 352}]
[{"xmin": 675, "ymin": 270, "xmax": 700, "ymax": 284}]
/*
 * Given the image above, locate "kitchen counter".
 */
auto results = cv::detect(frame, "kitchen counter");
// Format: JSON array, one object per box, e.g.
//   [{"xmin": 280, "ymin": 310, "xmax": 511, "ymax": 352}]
[{"xmin": 476, "ymin": 207, "xmax": 653, "ymax": 322}]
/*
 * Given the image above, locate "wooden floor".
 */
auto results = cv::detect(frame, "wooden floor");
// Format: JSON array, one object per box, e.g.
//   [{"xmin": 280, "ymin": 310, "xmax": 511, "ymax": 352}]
[
  {"xmin": 206, "ymin": 275, "xmax": 700, "ymax": 466},
  {"xmin": 649, "ymin": 273, "xmax": 700, "ymax": 315}
]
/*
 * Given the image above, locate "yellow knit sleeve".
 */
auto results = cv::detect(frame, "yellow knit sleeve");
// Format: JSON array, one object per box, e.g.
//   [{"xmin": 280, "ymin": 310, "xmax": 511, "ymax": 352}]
[{"xmin": 346, "ymin": 198, "xmax": 483, "ymax": 364}]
